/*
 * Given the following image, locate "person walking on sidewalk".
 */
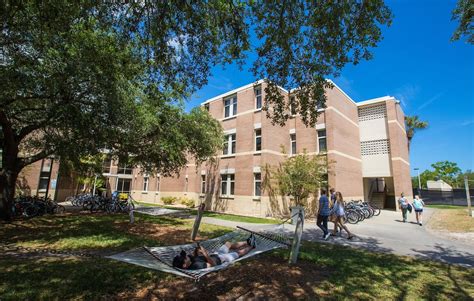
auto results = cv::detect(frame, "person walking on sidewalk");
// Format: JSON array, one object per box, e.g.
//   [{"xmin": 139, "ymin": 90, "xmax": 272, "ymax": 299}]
[
  {"xmin": 331, "ymin": 192, "xmax": 354, "ymax": 239},
  {"xmin": 398, "ymin": 193, "xmax": 410, "ymax": 223},
  {"xmin": 317, "ymin": 189, "xmax": 331, "ymax": 240},
  {"xmin": 412, "ymin": 195, "xmax": 425, "ymax": 226},
  {"xmin": 329, "ymin": 188, "xmax": 339, "ymax": 234}
]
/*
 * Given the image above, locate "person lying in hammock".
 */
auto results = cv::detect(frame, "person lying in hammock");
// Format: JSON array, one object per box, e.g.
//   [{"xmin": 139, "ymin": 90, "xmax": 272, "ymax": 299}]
[{"xmin": 172, "ymin": 234, "xmax": 257, "ymax": 270}]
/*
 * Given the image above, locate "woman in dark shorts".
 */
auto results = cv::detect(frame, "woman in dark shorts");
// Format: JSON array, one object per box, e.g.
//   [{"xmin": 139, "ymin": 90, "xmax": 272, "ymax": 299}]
[
  {"xmin": 412, "ymin": 195, "xmax": 425, "ymax": 226},
  {"xmin": 173, "ymin": 235, "xmax": 256, "ymax": 270}
]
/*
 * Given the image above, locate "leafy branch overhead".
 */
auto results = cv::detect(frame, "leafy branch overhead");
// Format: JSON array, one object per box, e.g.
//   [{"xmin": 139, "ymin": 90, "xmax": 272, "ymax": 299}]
[{"xmin": 1, "ymin": 1, "xmax": 392, "ymax": 219}]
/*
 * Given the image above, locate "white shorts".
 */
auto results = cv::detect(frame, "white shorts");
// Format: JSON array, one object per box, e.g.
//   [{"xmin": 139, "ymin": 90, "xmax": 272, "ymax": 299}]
[{"xmin": 215, "ymin": 244, "xmax": 239, "ymax": 263}]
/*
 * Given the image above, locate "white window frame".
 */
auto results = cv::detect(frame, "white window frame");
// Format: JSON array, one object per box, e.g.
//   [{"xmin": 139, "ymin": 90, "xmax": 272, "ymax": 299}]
[
  {"xmin": 155, "ymin": 176, "xmax": 160, "ymax": 194},
  {"xmin": 220, "ymin": 174, "xmax": 235, "ymax": 197},
  {"xmin": 255, "ymin": 87, "xmax": 262, "ymax": 110},
  {"xmin": 290, "ymin": 133, "xmax": 297, "ymax": 155},
  {"xmin": 201, "ymin": 174, "xmax": 206, "ymax": 194},
  {"xmin": 143, "ymin": 176, "xmax": 149, "ymax": 192},
  {"xmin": 224, "ymin": 95, "xmax": 237, "ymax": 118},
  {"xmin": 116, "ymin": 178, "xmax": 132, "ymax": 193},
  {"xmin": 317, "ymin": 130, "xmax": 327, "ymax": 153},
  {"xmin": 223, "ymin": 133, "xmax": 236, "ymax": 155},
  {"xmin": 255, "ymin": 128, "xmax": 262, "ymax": 151},
  {"xmin": 254, "ymin": 173, "xmax": 262, "ymax": 197},
  {"xmin": 289, "ymin": 96, "xmax": 297, "ymax": 116}
]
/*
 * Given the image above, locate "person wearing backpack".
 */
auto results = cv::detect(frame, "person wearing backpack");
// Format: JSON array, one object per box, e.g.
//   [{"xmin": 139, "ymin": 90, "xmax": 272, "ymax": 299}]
[
  {"xmin": 412, "ymin": 195, "xmax": 425, "ymax": 226},
  {"xmin": 398, "ymin": 192, "xmax": 410, "ymax": 223}
]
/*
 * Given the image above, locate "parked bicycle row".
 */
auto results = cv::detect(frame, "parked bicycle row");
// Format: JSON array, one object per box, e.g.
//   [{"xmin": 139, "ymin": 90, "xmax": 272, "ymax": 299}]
[
  {"xmin": 13, "ymin": 195, "xmax": 65, "ymax": 218},
  {"xmin": 66, "ymin": 193, "xmax": 135, "ymax": 213},
  {"xmin": 344, "ymin": 199, "xmax": 381, "ymax": 224}
]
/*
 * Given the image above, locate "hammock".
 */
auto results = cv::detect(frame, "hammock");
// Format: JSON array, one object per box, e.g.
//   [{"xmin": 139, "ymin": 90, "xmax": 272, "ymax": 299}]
[
  {"xmin": 107, "ymin": 226, "xmax": 291, "ymax": 281},
  {"xmin": 133, "ymin": 207, "xmax": 183, "ymax": 216}
]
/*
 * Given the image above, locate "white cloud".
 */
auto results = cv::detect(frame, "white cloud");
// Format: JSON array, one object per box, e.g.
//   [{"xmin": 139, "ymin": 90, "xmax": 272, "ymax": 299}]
[
  {"xmin": 417, "ymin": 92, "xmax": 444, "ymax": 110},
  {"xmin": 394, "ymin": 84, "xmax": 421, "ymax": 108}
]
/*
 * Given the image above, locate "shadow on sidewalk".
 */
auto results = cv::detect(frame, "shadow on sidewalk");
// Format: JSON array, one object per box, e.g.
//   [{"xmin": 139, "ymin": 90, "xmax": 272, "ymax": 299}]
[
  {"xmin": 411, "ymin": 244, "xmax": 474, "ymax": 268},
  {"xmin": 302, "ymin": 228, "xmax": 394, "ymax": 254}
]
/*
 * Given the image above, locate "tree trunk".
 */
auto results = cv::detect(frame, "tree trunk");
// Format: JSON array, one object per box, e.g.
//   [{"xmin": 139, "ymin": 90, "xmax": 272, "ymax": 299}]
[{"xmin": 0, "ymin": 169, "xmax": 19, "ymax": 221}]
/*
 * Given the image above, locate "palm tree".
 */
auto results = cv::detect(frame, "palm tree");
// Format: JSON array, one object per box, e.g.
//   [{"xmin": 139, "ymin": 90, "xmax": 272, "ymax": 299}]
[{"xmin": 405, "ymin": 115, "xmax": 428, "ymax": 150}]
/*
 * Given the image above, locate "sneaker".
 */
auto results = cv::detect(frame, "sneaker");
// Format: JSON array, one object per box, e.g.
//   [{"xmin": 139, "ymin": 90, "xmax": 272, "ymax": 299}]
[
  {"xmin": 324, "ymin": 233, "xmax": 330, "ymax": 240},
  {"xmin": 246, "ymin": 235, "xmax": 252, "ymax": 246},
  {"xmin": 247, "ymin": 234, "xmax": 257, "ymax": 248},
  {"xmin": 419, "ymin": 223, "xmax": 422, "ymax": 226}
]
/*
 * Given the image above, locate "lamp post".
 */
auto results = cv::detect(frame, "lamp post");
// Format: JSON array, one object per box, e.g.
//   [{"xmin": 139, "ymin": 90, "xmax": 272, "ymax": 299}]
[{"xmin": 414, "ymin": 168, "xmax": 421, "ymax": 195}]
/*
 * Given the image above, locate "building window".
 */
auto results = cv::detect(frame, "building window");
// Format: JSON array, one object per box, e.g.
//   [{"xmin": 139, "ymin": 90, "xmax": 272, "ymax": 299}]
[
  {"xmin": 201, "ymin": 175, "xmax": 206, "ymax": 194},
  {"xmin": 220, "ymin": 174, "xmax": 235, "ymax": 196},
  {"xmin": 102, "ymin": 156, "xmax": 112, "ymax": 174},
  {"xmin": 254, "ymin": 173, "xmax": 262, "ymax": 197},
  {"xmin": 116, "ymin": 178, "xmax": 131, "ymax": 193},
  {"xmin": 185, "ymin": 176, "xmax": 189, "ymax": 192},
  {"xmin": 255, "ymin": 87, "xmax": 262, "ymax": 109},
  {"xmin": 38, "ymin": 172, "xmax": 50, "ymax": 191},
  {"xmin": 255, "ymin": 129, "xmax": 262, "ymax": 151},
  {"xmin": 117, "ymin": 162, "xmax": 133, "ymax": 174},
  {"xmin": 224, "ymin": 96, "xmax": 237, "ymax": 118},
  {"xmin": 290, "ymin": 134, "xmax": 296, "ymax": 155},
  {"xmin": 143, "ymin": 177, "xmax": 149, "ymax": 192},
  {"xmin": 317, "ymin": 130, "xmax": 327, "ymax": 153},
  {"xmin": 156, "ymin": 176, "xmax": 160, "ymax": 192},
  {"xmin": 204, "ymin": 103, "xmax": 210, "ymax": 112},
  {"xmin": 38, "ymin": 158, "xmax": 53, "ymax": 192},
  {"xmin": 290, "ymin": 96, "xmax": 297, "ymax": 116},
  {"xmin": 223, "ymin": 133, "xmax": 236, "ymax": 155}
]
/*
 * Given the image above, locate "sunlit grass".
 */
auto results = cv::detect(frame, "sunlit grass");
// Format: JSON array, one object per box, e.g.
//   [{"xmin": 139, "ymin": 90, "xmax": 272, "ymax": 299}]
[{"xmin": 1, "ymin": 213, "xmax": 472, "ymax": 300}]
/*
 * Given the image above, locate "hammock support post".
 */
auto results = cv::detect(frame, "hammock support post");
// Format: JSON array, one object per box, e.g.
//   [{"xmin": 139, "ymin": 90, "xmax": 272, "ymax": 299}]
[
  {"xmin": 289, "ymin": 209, "xmax": 304, "ymax": 264},
  {"xmin": 191, "ymin": 203, "xmax": 205, "ymax": 241}
]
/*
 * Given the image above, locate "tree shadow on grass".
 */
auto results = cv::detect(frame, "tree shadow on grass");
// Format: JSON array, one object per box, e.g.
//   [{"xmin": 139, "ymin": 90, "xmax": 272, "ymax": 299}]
[{"xmin": 0, "ymin": 213, "xmax": 229, "ymax": 253}]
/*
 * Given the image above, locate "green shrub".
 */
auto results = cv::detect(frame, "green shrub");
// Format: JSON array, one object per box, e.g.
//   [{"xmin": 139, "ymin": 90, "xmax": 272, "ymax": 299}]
[
  {"xmin": 180, "ymin": 197, "xmax": 195, "ymax": 208},
  {"xmin": 161, "ymin": 196, "xmax": 177, "ymax": 205}
]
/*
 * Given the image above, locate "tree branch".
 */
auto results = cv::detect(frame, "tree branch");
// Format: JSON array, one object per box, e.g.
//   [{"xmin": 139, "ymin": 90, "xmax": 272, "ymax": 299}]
[{"xmin": 18, "ymin": 149, "xmax": 53, "ymax": 169}]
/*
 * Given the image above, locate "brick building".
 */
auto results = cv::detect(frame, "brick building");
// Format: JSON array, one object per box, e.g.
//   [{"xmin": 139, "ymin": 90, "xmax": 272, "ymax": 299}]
[{"xmin": 15, "ymin": 80, "xmax": 412, "ymax": 217}]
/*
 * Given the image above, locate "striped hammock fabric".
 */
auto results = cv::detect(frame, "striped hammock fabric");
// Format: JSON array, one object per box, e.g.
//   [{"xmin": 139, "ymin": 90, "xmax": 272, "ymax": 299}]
[
  {"xmin": 133, "ymin": 207, "xmax": 183, "ymax": 216},
  {"xmin": 107, "ymin": 227, "xmax": 291, "ymax": 281}
]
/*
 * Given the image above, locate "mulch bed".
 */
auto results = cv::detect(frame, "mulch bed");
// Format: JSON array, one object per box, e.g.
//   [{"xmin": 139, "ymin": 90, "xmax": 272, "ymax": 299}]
[{"xmin": 116, "ymin": 255, "xmax": 332, "ymax": 300}]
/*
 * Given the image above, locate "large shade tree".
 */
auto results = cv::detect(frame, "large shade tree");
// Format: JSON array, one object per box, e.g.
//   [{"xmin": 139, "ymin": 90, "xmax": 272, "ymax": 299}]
[{"xmin": 1, "ymin": 1, "xmax": 393, "ymax": 220}]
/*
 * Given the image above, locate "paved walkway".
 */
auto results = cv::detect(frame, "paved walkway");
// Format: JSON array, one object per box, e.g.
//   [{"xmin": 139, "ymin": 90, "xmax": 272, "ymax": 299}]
[{"xmin": 201, "ymin": 209, "xmax": 474, "ymax": 268}]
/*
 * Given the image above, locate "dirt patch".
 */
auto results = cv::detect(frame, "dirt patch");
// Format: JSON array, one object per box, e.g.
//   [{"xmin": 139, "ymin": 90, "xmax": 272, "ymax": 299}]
[
  {"xmin": 116, "ymin": 255, "xmax": 331, "ymax": 300},
  {"xmin": 113, "ymin": 221, "xmax": 220, "ymax": 245}
]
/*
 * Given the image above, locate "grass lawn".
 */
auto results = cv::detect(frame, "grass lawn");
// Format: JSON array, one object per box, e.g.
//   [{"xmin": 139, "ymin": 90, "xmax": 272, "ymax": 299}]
[
  {"xmin": 1, "ymin": 213, "xmax": 473, "ymax": 300},
  {"xmin": 136, "ymin": 201, "xmax": 280, "ymax": 224},
  {"xmin": 428, "ymin": 206, "xmax": 474, "ymax": 233}
]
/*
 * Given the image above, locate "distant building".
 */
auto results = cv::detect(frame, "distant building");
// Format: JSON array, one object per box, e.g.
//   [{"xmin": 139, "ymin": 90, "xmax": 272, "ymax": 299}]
[
  {"xmin": 15, "ymin": 80, "xmax": 412, "ymax": 216},
  {"xmin": 427, "ymin": 180, "xmax": 453, "ymax": 191}
]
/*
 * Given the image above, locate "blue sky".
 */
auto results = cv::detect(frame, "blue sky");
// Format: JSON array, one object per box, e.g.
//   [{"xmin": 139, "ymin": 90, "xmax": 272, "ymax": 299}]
[{"xmin": 186, "ymin": 0, "xmax": 473, "ymax": 175}]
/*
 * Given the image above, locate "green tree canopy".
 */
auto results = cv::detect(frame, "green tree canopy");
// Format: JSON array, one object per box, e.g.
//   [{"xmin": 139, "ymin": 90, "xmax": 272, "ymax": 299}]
[
  {"xmin": 0, "ymin": 1, "xmax": 393, "ymax": 220},
  {"xmin": 451, "ymin": 0, "xmax": 474, "ymax": 44},
  {"xmin": 413, "ymin": 161, "xmax": 463, "ymax": 189},
  {"xmin": 431, "ymin": 161, "xmax": 462, "ymax": 188}
]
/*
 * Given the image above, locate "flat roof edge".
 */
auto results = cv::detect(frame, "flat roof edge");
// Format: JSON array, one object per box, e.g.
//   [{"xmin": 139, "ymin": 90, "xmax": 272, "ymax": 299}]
[
  {"xmin": 201, "ymin": 79, "xmax": 269, "ymax": 105},
  {"xmin": 357, "ymin": 96, "xmax": 396, "ymax": 106}
]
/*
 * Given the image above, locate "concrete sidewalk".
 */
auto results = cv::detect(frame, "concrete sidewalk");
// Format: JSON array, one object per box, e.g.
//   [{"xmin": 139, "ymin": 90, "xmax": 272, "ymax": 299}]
[{"xmin": 201, "ymin": 209, "xmax": 474, "ymax": 268}]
